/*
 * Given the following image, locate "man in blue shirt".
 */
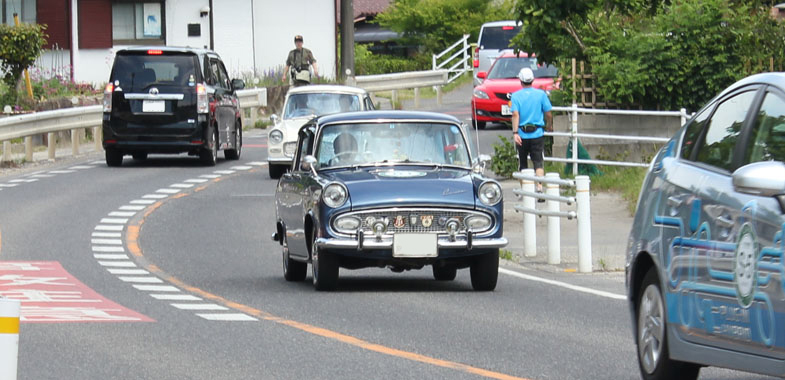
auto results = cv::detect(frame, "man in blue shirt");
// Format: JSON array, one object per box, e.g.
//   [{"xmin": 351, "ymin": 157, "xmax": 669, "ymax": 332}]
[{"xmin": 510, "ymin": 67, "xmax": 552, "ymax": 195}]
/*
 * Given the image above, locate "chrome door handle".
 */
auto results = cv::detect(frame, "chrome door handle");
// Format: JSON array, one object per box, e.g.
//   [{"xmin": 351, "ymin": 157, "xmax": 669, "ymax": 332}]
[{"xmin": 716, "ymin": 216, "xmax": 734, "ymax": 228}]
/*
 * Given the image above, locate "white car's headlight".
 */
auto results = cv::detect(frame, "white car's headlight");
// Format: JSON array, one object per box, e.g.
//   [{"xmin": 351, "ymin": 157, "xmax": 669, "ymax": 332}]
[
  {"xmin": 464, "ymin": 214, "xmax": 492, "ymax": 231},
  {"xmin": 334, "ymin": 215, "xmax": 361, "ymax": 233},
  {"xmin": 473, "ymin": 89, "xmax": 490, "ymax": 100},
  {"xmin": 323, "ymin": 183, "xmax": 348, "ymax": 208},
  {"xmin": 478, "ymin": 181, "xmax": 502, "ymax": 206},
  {"xmin": 269, "ymin": 130, "xmax": 283, "ymax": 144}
]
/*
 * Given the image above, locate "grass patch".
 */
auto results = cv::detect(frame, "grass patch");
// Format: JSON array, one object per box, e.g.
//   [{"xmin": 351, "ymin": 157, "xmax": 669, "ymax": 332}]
[
  {"xmin": 499, "ymin": 249, "xmax": 514, "ymax": 261},
  {"xmin": 544, "ymin": 162, "xmax": 647, "ymax": 215},
  {"xmin": 374, "ymin": 72, "xmax": 473, "ymax": 104}
]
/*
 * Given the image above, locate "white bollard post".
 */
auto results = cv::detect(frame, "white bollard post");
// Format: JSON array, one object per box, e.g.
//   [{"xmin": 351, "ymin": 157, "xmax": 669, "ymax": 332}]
[
  {"xmin": 521, "ymin": 169, "xmax": 537, "ymax": 257},
  {"xmin": 571, "ymin": 103, "xmax": 579, "ymax": 177},
  {"xmin": 546, "ymin": 172, "xmax": 561, "ymax": 265},
  {"xmin": 0, "ymin": 297, "xmax": 20, "ymax": 380},
  {"xmin": 576, "ymin": 175, "xmax": 592, "ymax": 273}
]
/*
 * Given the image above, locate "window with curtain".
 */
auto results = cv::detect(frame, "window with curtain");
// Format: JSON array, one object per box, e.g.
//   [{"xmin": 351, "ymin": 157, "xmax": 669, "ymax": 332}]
[
  {"xmin": 2, "ymin": 0, "xmax": 36, "ymax": 25},
  {"xmin": 112, "ymin": 1, "xmax": 164, "ymax": 43}
]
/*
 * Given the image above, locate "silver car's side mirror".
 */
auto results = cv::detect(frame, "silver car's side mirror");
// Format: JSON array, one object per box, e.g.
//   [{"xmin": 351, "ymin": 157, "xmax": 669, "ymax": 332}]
[
  {"xmin": 270, "ymin": 114, "xmax": 279, "ymax": 124},
  {"xmin": 473, "ymin": 154, "xmax": 491, "ymax": 173},
  {"xmin": 732, "ymin": 161, "xmax": 785, "ymax": 196},
  {"xmin": 302, "ymin": 155, "xmax": 319, "ymax": 175}
]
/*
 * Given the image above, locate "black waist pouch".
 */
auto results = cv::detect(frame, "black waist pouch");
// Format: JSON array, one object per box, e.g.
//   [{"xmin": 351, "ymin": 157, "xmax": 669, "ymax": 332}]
[{"xmin": 523, "ymin": 125, "xmax": 539, "ymax": 133}]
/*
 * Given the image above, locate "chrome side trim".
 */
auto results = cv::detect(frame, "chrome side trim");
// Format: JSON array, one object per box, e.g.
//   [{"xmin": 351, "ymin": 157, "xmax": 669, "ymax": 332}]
[{"xmin": 124, "ymin": 93, "xmax": 185, "ymax": 100}]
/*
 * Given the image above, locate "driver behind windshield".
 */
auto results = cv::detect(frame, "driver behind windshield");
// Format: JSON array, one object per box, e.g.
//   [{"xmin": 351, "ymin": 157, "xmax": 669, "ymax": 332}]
[{"xmin": 330, "ymin": 132, "xmax": 358, "ymax": 166}]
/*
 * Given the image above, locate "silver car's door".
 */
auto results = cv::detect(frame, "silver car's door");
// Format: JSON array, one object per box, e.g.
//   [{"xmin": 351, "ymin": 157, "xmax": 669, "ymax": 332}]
[{"xmin": 283, "ymin": 127, "xmax": 316, "ymax": 259}]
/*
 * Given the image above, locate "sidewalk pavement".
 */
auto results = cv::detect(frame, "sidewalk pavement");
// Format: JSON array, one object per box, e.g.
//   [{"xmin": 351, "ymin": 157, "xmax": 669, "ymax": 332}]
[{"xmin": 500, "ymin": 179, "xmax": 632, "ymax": 272}]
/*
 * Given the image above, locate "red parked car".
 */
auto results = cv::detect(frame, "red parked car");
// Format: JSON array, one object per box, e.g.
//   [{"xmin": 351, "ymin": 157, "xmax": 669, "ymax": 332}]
[{"xmin": 471, "ymin": 52, "xmax": 559, "ymax": 129}]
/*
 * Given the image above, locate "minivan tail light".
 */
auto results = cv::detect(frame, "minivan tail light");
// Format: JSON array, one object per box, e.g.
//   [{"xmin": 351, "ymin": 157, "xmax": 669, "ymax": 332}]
[
  {"xmin": 473, "ymin": 47, "xmax": 479, "ymax": 68},
  {"xmin": 102, "ymin": 83, "xmax": 113, "ymax": 112},
  {"xmin": 196, "ymin": 83, "xmax": 208, "ymax": 114}
]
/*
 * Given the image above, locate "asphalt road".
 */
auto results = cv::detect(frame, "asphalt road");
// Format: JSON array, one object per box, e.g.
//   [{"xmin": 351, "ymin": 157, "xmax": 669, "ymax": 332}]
[{"xmin": 0, "ymin": 96, "xmax": 776, "ymax": 379}]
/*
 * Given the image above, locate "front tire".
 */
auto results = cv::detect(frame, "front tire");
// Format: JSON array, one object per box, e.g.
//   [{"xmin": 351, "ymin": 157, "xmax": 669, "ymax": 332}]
[
  {"xmin": 268, "ymin": 164, "xmax": 285, "ymax": 179},
  {"xmin": 224, "ymin": 123, "xmax": 242, "ymax": 160},
  {"xmin": 432, "ymin": 265, "xmax": 457, "ymax": 281},
  {"xmin": 311, "ymin": 228, "xmax": 338, "ymax": 291},
  {"xmin": 470, "ymin": 249, "xmax": 498, "ymax": 291},
  {"xmin": 106, "ymin": 148, "xmax": 123, "ymax": 167},
  {"xmin": 472, "ymin": 119, "xmax": 486, "ymax": 130},
  {"xmin": 200, "ymin": 129, "xmax": 218, "ymax": 166},
  {"xmin": 636, "ymin": 269, "xmax": 700, "ymax": 380}
]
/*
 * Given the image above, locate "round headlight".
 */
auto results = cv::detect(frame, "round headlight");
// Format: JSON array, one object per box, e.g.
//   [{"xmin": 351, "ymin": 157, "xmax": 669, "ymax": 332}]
[
  {"xmin": 335, "ymin": 215, "xmax": 361, "ymax": 232},
  {"xmin": 465, "ymin": 215, "xmax": 492, "ymax": 231},
  {"xmin": 323, "ymin": 183, "xmax": 348, "ymax": 208},
  {"xmin": 269, "ymin": 130, "xmax": 283, "ymax": 144},
  {"xmin": 478, "ymin": 181, "xmax": 502, "ymax": 206}
]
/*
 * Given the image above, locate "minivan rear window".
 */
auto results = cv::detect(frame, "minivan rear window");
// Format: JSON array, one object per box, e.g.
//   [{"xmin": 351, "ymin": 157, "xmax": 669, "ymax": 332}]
[
  {"xmin": 479, "ymin": 26, "xmax": 521, "ymax": 50},
  {"xmin": 111, "ymin": 54, "xmax": 199, "ymax": 92}
]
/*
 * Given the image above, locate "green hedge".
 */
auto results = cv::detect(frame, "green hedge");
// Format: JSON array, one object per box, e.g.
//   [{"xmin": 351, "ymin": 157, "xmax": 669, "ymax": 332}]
[{"xmin": 354, "ymin": 44, "xmax": 430, "ymax": 75}]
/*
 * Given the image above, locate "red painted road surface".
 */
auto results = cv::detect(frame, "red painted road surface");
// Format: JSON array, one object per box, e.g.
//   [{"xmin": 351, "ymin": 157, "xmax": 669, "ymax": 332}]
[{"xmin": 0, "ymin": 261, "xmax": 153, "ymax": 323}]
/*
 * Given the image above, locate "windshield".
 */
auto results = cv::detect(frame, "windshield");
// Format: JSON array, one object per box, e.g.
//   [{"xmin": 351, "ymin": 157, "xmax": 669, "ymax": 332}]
[
  {"xmin": 478, "ymin": 26, "xmax": 520, "ymax": 50},
  {"xmin": 316, "ymin": 122, "xmax": 471, "ymax": 169},
  {"xmin": 284, "ymin": 93, "xmax": 361, "ymax": 119},
  {"xmin": 111, "ymin": 54, "xmax": 198, "ymax": 92},
  {"xmin": 487, "ymin": 57, "xmax": 559, "ymax": 79}
]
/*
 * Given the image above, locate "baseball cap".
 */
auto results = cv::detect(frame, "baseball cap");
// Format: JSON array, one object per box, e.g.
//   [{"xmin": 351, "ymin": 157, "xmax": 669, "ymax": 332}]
[
  {"xmin": 294, "ymin": 35, "xmax": 303, "ymax": 42},
  {"xmin": 518, "ymin": 67, "xmax": 534, "ymax": 83}
]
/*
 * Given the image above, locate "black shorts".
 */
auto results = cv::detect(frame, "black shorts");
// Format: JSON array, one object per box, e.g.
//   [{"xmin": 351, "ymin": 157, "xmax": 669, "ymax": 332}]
[{"xmin": 516, "ymin": 136, "xmax": 545, "ymax": 170}]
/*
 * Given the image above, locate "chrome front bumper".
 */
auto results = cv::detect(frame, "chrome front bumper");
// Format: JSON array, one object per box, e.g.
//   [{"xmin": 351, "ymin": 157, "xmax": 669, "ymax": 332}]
[{"xmin": 316, "ymin": 235, "xmax": 508, "ymax": 251}]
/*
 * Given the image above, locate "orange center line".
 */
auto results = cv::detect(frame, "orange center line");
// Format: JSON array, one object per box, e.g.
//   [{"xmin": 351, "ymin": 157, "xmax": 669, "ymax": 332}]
[{"xmin": 124, "ymin": 170, "xmax": 532, "ymax": 380}]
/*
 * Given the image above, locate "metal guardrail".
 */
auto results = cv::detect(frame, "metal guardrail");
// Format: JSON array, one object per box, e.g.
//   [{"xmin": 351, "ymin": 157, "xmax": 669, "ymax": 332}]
[
  {"xmin": 348, "ymin": 70, "xmax": 449, "ymax": 108},
  {"xmin": 0, "ymin": 88, "xmax": 266, "ymax": 163},
  {"xmin": 546, "ymin": 104, "xmax": 690, "ymax": 174},
  {"xmin": 432, "ymin": 34, "xmax": 472, "ymax": 84}
]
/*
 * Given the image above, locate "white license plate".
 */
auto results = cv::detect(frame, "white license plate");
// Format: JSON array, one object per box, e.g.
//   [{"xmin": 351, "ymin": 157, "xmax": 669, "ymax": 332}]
[
  {"xmin": 142, "ymin": 100, "xmax": 165, "ymax": 113},
  {"xmin": 501, "ymin": 104, "xmax": 512, "ymax": 116},
  {"xmin": 393, "ymin": 233, "xmax": 437, "ymax": 258}
]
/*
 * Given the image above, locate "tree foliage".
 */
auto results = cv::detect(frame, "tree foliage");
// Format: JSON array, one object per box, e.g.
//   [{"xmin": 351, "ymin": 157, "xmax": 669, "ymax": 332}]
[
  {"xmin": 376, "ymin": 0, "xmax": 515, "ymax": 54},
  {"xmin": 513, "ymin": 0, "xmax": 785, "ymax": 110},
  {"xmin": 0, "ymin": 22, "xmax": 46, "ymax": 103}
]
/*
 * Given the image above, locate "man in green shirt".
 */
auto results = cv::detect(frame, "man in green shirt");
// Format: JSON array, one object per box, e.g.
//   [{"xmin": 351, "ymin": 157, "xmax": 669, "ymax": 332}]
[{"xmin": 283, "ymin": 35, "xmax": 319, "ymax": 86}]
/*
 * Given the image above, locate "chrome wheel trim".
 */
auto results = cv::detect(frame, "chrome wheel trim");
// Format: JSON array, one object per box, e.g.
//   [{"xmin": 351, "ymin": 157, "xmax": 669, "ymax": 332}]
[
  {"xmin": 638, "ymin": 283, "xmax": 665, "ymax": 374},
  {"xmin": 212, "ymin": 131, "xmax": 219, "ymax": 161},
  {"xmin": 281, "ymin": 235, "xmax": 289, "ymax": 275},
  {"xmin": 311, "ymin": 239, "xmax": 320, "ymax": 284}
]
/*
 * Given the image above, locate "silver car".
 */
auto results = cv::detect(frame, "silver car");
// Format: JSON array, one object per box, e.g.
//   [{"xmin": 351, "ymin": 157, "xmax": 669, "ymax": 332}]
[
  {"xmin": 267, "ymin": 85, "xmax": 374, "ymax": 178},
  {"xmin": 472, "ymin": 20, "xmax": 520, "ymax": 87},
  {"xmin": 627, "ymin": 72, "xmax": 785, "ymax": 379}
]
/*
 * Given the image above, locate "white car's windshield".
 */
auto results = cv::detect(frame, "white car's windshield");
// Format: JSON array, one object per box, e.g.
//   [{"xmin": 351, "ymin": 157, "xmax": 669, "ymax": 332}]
[
  {"xmin": 488, "ymin": 57, "xmax": 558, "ymax": 79},
  {"xmin": 316, "ymin": 122, "xmax": 471, "ymax": 169},
  {"xmin": 284, "ymin": 93, "xmax": 361, "ymax": 119}
]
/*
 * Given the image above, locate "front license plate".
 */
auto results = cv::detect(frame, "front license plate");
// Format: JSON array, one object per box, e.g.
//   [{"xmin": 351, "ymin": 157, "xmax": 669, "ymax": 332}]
[
  {"xmin": 142, "ymin": 100, "xmax": 165, "ymax": 113},
  {"xmin": 393, "ymin": 234, "xmax": 437, "ymax": 258},
  {"xmin": 501, "ymin": 104, "xmax": 512, "ymax": 116}
]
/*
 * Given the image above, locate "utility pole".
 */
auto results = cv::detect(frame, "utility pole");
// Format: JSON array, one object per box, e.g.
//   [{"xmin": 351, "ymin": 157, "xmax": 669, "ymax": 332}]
[{"xmin": 340, "ymin": 0, "xmax": 354, "ymax": 81}]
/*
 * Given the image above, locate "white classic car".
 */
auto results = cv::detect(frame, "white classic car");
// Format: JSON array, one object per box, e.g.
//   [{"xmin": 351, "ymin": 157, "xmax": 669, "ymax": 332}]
[{"xmin": 267, "ymin": 85, "xmax": 374, "ymax": 178}]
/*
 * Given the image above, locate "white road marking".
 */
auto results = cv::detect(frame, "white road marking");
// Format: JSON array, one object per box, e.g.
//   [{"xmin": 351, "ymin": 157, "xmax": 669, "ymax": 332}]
[
  {"xmin": 150, "ymin": 294, "xmax": 202, "ymax": 301},
  {"xmin": 91, "ymin": 238, "xmax": 123, "ymax": 245},
  {"xmin": 246, "ymin": 161, "xmax": 266, "ymax": 166},
  {"xmin": 9, "ymin": 179, "xmax": 37, "ymax": 183},
  {"xmin": 133, "ymin": 285, "xmax": 180, "ymax": 292},
  {"xmin": 100, "ymin": 218, "xmax": 128, "ymax": 224},
  {"xmin": 92, "ymin": 246, "xmax": 125, "ymax": 253},
  {"xmin": 90, "ymin": 160, "xmax": 105, "ymax": 165},
  {"xmin": 130, "ymin": 199, "xmax": 157, "ymax": 205},
  {"xmin": 93, "ymin": 254, "xmax": 129, "ymax": 260},
  {"xmin": 92, "ymin": 232, "xmax": 122, "ymax": 238},
  {"xmin": 184, "ymin": 178, "xmax": 208, "ymax": 183},
  {"xmin": 231, "ymin": 166, "xmax": 252, "ymax": 170},
  {"xmin": 171, "ymin": 303, "xmax": 228, "ymax": 311},
  {"xmin": 119, "ymin": 277, "xmax": 164, "ymax": 283},
  {"xmin": 29, "ymin": 174, "xmax": 54, "ymax": 178},
  {"xmin": 98, "ymin": 261, "xmax": 137, "ymax": 267},
  {"xmin": 120, "ymin": 205, "xmax": 146, "ymax": 211},
  {"xmin": 69, "ymin": 165, "xmax": 94, "ymax": 169},
  {"xmin": 214, "ymin": 170, "xmax": 235, "ymax": 174},
  {"xmin": 170, "ymin": 183, "xmax": 194, "ymax": 188},
  {"xmin": 107, "ymin": 268, "xmax": 150, "ymax": 275},
  {"xmin": 49, "ymin": 170, "xmax": 76, "ymax": 174},
  {"xmin": 200, "ymin": 174, "xmax": 221, "ymax": 179},
  {"xmin": 0, "ymin": 184, "xmax": 18, "ymax": 188},
  {"xmin": 142, "ymin": 194, "xmax": 168, "ymax": 199},
  {"xmin": 156, "ymin": 188, "xmax": 181, "ymax": 194},
  {"xmin": 498, "ymin": 268, "xmax": 626, "ymax": 300},
  {"xmin": 196, "ymin": 313, "xmax": 258, "ymax": 321},
  {"xmin": 95, "ymin": 225, "xmax": 124, "ymax": 231},
  {"xmin": 108, "ymin": 211, "xmax": 136, "ymax": 217}
]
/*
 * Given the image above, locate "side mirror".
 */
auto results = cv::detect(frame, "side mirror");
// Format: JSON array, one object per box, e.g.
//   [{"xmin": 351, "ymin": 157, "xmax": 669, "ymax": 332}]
[
  {"xmin": 474, "ymin": 154, "xmax": 491, "ymax": 173},
  {"xmin": 732, "ymin": 161, "xmax": 785, "ymax": 196},
  {"xmin": 477, "ymin": 71, "xmax": 487, "ymax": 79},
  {"xmin": 270, "ymin": 114, "xmax": 279, "ymax": 124},
  {"xmin": 302, "ymin": 155, "xmax": 319, "ymax": 174},
  {"xmin": 231, "ymin": 79, "xmax": 245, "ymax": 90}
]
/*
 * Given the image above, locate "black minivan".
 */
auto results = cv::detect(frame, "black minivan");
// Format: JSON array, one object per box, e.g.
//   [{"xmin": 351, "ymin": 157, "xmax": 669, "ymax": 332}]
[{"xmin": 102, "ymin": 47, "xmax": 244, "ymax": 166}]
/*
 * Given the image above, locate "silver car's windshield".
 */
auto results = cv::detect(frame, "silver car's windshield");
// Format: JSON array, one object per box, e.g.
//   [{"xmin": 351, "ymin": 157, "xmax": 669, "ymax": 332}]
[
  {"xmin": 284, "ymin": 93, "xmax": 361, "ymax": 119},
  {"xmin": 316, "ymin": 122, "xmax": 471, "ymax": 169}
]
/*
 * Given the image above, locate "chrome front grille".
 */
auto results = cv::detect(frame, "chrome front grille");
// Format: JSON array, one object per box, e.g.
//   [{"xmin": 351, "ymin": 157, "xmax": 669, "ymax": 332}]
[{"xmin": 334, "ymin": 208, "xmax": 492, "ymax": 234}]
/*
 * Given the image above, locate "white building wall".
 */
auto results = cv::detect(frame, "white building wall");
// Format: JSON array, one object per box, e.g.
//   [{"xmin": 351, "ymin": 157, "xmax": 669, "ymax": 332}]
[
  {"xmin": 212, "ymin": 0, "xmax": 254, "ymax": 77},
  {"xmin": 164, "ymin": 0, "xmax": 210, "ymax": 49}
]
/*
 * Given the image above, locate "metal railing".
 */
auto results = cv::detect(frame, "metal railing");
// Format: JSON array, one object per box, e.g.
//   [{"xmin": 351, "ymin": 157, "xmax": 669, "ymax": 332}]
[
  {"xmin": 513, "ymin": 169, "xmax": 593, "ymax": 272},
  {"xmin": 348, "ymin": 70, "xmax": 449, "ymax": 108},
  {"xmin": 547, "ymin": 104, "xmax": 690, "ymax": 174},
  {"xmin": 0, "ymin": 88, "xmax": 266, "ymax": 163},
  {"xmin": 432, "ymin": 34, "xmax": 473, "ymax": 84}
]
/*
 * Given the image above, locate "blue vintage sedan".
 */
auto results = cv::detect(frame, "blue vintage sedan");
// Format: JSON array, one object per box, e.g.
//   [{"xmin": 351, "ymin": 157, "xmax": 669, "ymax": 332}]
[
  {"xmin": 272, "ymin": 110, "xmax": 508, "ymax": 290},
  {"xmin": 627, "ymin": 72, "xmax": 785, "ymax": 379}
]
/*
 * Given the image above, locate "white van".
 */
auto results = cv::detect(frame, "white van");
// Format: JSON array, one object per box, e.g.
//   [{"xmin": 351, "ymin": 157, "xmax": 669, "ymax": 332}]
[{"xmin": 473, "ymin": 20, "xmax": 521, "ymax": 86}]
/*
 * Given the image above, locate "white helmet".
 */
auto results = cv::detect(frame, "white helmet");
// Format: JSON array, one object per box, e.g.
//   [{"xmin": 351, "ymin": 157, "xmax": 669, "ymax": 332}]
[{"xmin": 518, "ymin": 67, "xmax": 534, "ymax": 83}]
